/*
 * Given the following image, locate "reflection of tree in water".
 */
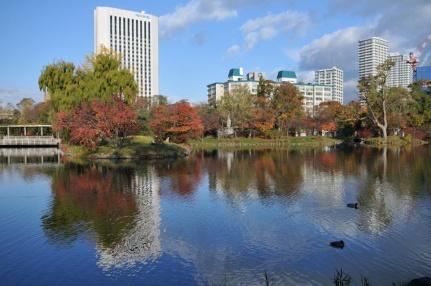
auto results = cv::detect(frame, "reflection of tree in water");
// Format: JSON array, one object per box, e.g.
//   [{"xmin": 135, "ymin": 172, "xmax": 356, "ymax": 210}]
[
  {"xmin": 155, "ymin": 156, "xmax": 203, "ymax": 197},
  {"xmin": 355, "ymin": 147, "xmax": 431, "ymax": 234},
  {"xmin": 201, "ymin": 149, "xmax": 304, "ymax": 200},
  {"xmin": 41, "ymin": 163, "xmax": 138, "ymax": 248}
]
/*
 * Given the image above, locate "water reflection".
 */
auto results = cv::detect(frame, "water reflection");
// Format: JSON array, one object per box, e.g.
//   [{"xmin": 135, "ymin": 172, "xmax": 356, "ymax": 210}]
[{"xmin": 1, "ymin": 146, "xmax": 430, "ymax": 284}]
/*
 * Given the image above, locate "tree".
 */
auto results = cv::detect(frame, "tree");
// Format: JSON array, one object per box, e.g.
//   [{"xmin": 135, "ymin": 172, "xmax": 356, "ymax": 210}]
[
  {"xmin": 53, "ymin": 95, "xmax": 139, "ymax": 150},
  {"xmin": 336, "ymin": 101, "xmax": 363, "ymax": 137},
  {"xmin": 149, "ymin": 102, "xmax": 203, "ymax": 143},
  {"xmin": 38, "ymin": 61, "xmax": 75, "ymax": 98},
  {"xmin": 252, "ymin": 77, "xmax": 275, "ymax": 136},
  {"xmin": 16, "ymin": 98, "xmax": 35, "ymax": 124},
  {"xmin": 358, "ymin": 59, "xmax": 395, "ymax": 142},
  {"xmin": 218, "ymin": 86, "xmax": 254, "ymax": 136},
  {"xmin": 385, "ymin": 87, "xmax": 414, "ymax": 132},
  {"xmin": 315, "ymin": 101, "xmax": 343, "ymax": 134},
  {"xmin": 410, "ymin": 81, "xmax": 431, "ymax": 126},
  {"xmin": 272, "ymin": 83, "xmax": 304, "ymax": 135},
  {"xmin": 196, "ymin": 103, "xmax": 221, "ymax": 137},
  {"xmin": 38, "ymin": 49, "xmax": 137, "ymax": 112},
  {"xmin": 256, "ymin": 76, "xmax": 274, "ymax": 108}
]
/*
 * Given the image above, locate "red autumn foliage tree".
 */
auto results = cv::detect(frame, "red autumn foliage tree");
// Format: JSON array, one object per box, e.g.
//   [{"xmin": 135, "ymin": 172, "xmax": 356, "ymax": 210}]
[
  {"xmin": 53, "ymin": 96, "xmax": 138, "ymax": 150},
  {"xmin": 196, "ymin": 103, "xmax": 221, "ymax": 137},
  {"xmin": 149, "ymin": 102, "xmax": 203, "ymax": 143},
  {"xmin": 315, "ymin": 101, "xmax": 343, "ymax": 133}
]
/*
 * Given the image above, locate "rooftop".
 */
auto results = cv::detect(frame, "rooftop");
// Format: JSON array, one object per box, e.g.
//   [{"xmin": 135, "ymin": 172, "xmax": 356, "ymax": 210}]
[{"xmin": 277, "ymin": 71, "xmax": 297, "ymax": 79}]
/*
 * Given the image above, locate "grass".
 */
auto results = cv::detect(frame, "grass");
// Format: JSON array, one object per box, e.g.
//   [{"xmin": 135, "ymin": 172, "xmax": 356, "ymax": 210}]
[
  {"xmin": 189, "ymin": 136, "xmax": 341, "ymax": 150},
  {"xmin": 62, "ymin": 135, "xmax": 188, "ymax": 161},
  {"xmin": 208, "ymin": 270, "xmax": 426, "ymax": 286}
]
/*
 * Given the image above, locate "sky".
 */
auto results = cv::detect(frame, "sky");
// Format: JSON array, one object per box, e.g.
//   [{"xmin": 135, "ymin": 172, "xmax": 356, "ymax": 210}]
[{"xmin": 0, "ymin": 0, "xmax": 430, "ymax": 106}]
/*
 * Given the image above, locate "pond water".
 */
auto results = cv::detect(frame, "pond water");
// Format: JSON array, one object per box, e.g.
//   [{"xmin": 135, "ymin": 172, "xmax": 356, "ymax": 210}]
[{"xmin": 0, "ymin": 146, "xmax": 430, "ymax": 285}]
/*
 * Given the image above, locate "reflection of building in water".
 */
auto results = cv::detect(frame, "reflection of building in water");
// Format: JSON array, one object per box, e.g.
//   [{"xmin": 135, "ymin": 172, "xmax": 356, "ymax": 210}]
[
  {"xmin": 357, "ymin": 179, "xmax": 415, "ymax": 235},
  {"xmin": 301, "ymin": 158, "xmax": 345, "ymax": 204},
  {"xmin": 97, "ymin": 166, "xmax": 161, "ymax": 269}
]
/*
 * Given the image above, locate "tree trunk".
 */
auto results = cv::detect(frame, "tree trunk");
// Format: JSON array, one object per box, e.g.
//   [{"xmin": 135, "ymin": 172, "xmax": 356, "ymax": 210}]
[{"xmin": 382, "ymin": 127, "xmax": 388, "ymax": 143}]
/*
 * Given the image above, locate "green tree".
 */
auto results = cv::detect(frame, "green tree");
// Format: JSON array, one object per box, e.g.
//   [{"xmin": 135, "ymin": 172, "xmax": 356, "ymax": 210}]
[
  {"xmin": 256, "ymin": 76, "xmax": 274, "ymax": 108},
  {"xmin": 218, "ymin": 86, "xmax": 254, "ymax": 136},
  {"xmin": 410, "ymin": 81, "xmax": 431, "ymax": 126},
  {"xmin": 16, "ymin": 98, "xmax": 35, "ymax": 124},
  {"xmin": 336, "ymin": 101, "xmax": 363, "ymax": 137},
  {"xmin": 358, "ymin": 59, "xmax": 395, "ymax": 142},
  {"xmin": 272, "ymin": 82, "xmax": 304, "ymax": 135},
  {"xmin": 38, "ymin": 49, "xmax": 137, "ymax": 112}
]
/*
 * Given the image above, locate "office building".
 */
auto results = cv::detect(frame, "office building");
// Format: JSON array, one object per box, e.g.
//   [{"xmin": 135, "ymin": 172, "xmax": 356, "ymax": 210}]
[
  {"xmin": 94, "ymin": 7, "xmax": 159, "ymax": 97},
  {"xmin": 388, "ymin": 53, "xmax": 413, "ymax": 88},
  {"xmin": 314, "ymin": 67, "xmax": 343, "ymax": 104},
  {"xmin": 417, "ymin": 66, "xmax": 431, "ymax": 81}
]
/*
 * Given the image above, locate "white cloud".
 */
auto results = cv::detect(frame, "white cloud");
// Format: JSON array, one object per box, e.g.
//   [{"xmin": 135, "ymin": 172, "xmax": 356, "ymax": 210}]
[
  {"xmin": 295, "ymin": 0, "xmax": 431, "ymax": 102},
  {"xmin": 160, "ymin": 0, "xmax": 236, "ymax": 38},
  {"xmin": 226, "ymin": 10, "xmax": 311, "ymax": 54},
  {"xmin": 226, "ymin": 44, "xmax": 241, "ymax": 56},
  {"xmin": 159, "ymin": 0, "xmax": 285, "ymax": 38},
  {"xmin": 241, "ymin": 11, "xmax": 311, "ymax": 50}
]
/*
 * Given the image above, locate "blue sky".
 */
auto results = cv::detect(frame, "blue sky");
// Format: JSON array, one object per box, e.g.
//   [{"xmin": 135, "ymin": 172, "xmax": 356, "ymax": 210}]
[{"xmin": 0, "ymin": 0, "xmax": 430, "ymax": 106}]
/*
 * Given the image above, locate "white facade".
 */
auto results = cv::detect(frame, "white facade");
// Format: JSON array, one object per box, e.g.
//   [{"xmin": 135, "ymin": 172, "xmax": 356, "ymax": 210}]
[
  {"xmin": 314, "ymin": 67, "xmax": 343, "ymax": 104},
  {"xmin": 94, "ymin": 7, "xmax": 159, "ymax": 97},
  {"xmin": 388, "ymin": 53, "xmax": 413, "ymax": 88},
  {"xmin": 208, "ymin": 69, "xmax": 333, "ymax": 117},
  {"xmin": 207, "ymin": 81, "xmax": 259, "ymax": 105},
  {"xmin": 358, "ymin": 37, "xmax": 389, "ymax": 80},
  {"xmin": 296, "ymin": 83, "xmax": 333, "ymax": 117}
]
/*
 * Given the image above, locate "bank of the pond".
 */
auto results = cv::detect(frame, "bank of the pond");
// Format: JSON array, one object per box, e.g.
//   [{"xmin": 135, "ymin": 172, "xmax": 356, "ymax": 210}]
[
  {"xmin": 62, "ymin": 136, "xmax": 189, "ymax": 161},
  {"xmin": 190, "ymin": 136, "xmax": 342, "ymax": 149},
  {"xmin": 361, "ymin": 135, "xmax": 428, "ymax": 147}
]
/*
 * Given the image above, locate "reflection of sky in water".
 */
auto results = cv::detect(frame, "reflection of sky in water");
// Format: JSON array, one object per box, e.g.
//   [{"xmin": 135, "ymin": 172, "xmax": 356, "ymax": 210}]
[{"xmin": 0, "ymin": 147, "xmax": 431, "ymax": 285}]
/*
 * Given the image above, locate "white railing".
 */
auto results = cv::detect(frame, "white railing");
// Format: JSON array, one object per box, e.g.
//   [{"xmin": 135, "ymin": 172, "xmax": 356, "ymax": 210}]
[{"xmin": 0, "ymin": 136, "xmax": 60, "ymax": 146}]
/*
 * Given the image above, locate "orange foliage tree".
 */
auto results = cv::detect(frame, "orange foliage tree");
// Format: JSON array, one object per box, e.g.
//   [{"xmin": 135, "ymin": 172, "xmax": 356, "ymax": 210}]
[
  {"xmin": 53, "ymin": 96, "xmax": 139, "ymax": 150},
  {"xmin": 149, "ymin": 102, "xmax": 203, "ymax": 143}
]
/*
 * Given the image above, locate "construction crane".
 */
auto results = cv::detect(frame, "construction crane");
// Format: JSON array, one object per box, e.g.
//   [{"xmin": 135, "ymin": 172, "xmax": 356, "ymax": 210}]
[{"xmin": 407, "ymin": 34, "xmax": 431, "ymax": 82}]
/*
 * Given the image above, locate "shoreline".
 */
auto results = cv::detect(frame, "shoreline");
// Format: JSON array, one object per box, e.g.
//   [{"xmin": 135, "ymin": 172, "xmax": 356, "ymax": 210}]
[{"xmin": 61, "ymin": 135, "xmax": 429, "ymax": 161}]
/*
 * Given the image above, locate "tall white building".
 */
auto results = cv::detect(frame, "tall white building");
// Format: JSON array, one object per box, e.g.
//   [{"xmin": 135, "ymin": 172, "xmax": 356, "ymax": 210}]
[
  {"xmin": 388, "ymin": 53, "xmax": 413, "ymax": 88},
  {"xmin": 94, "ymin": 7, "xmax": 159, "ymax": 98},
  {"xmin": 358, "ymin": 37, "xmax": 389, "ymax": 80},
  {"xmin": 314, "ymin": 67, "xmax": 343, "ymax": 104}
]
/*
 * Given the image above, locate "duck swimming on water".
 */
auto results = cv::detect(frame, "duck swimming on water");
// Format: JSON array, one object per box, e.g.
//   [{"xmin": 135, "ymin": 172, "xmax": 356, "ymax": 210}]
[
  {"xmin": 330, "ymin": 240, "xmax": 345, "ymax": 249},
  {"xmin": 347, "ymin": 203, "xmax": 359, "ymax": 209}
]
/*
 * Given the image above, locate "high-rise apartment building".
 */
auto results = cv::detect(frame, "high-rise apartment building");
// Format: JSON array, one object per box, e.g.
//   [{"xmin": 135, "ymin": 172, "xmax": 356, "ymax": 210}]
[
  {"xmin": 358, "ymin": 37, "xmax": 389, "ymax": 80},
  {"xmin": 94, "ymin": 7, "xmax": 159, "ymax": 97},
  {"xmin": 387, "ymin": 53, "xmax": 413, "ymax": 88},
  {"xmin": 314, "ymin": 67, "xmax": 343, "ymax": 104}
]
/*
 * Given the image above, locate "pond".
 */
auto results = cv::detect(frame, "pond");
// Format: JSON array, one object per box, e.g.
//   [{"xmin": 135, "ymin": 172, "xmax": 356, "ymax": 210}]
[{"xmin": 0, "ymin": 146, "xmax": 430, "ymax": 285}]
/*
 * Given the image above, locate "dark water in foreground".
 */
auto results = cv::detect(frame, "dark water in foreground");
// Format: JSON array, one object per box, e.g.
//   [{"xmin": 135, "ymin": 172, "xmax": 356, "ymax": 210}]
[{"xmin": 0, "ymin": 146, "xmax": 430, "ymax": 285}]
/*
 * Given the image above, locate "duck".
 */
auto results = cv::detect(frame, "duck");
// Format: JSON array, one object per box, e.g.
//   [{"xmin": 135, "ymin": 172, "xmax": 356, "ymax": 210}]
[
  {"xmin": 330, "ymin": 240, "xmax": 345, "ymax": 249},
  {"xmin": 347, "ymin": 203, "xmax": 359, "ymax": 209}
]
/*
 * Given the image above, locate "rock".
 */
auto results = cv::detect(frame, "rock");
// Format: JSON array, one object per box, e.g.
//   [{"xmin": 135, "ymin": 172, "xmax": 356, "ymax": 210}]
[{"xmin": 408, "ymin": 277, "xmax": 431, "ymax": 286}]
